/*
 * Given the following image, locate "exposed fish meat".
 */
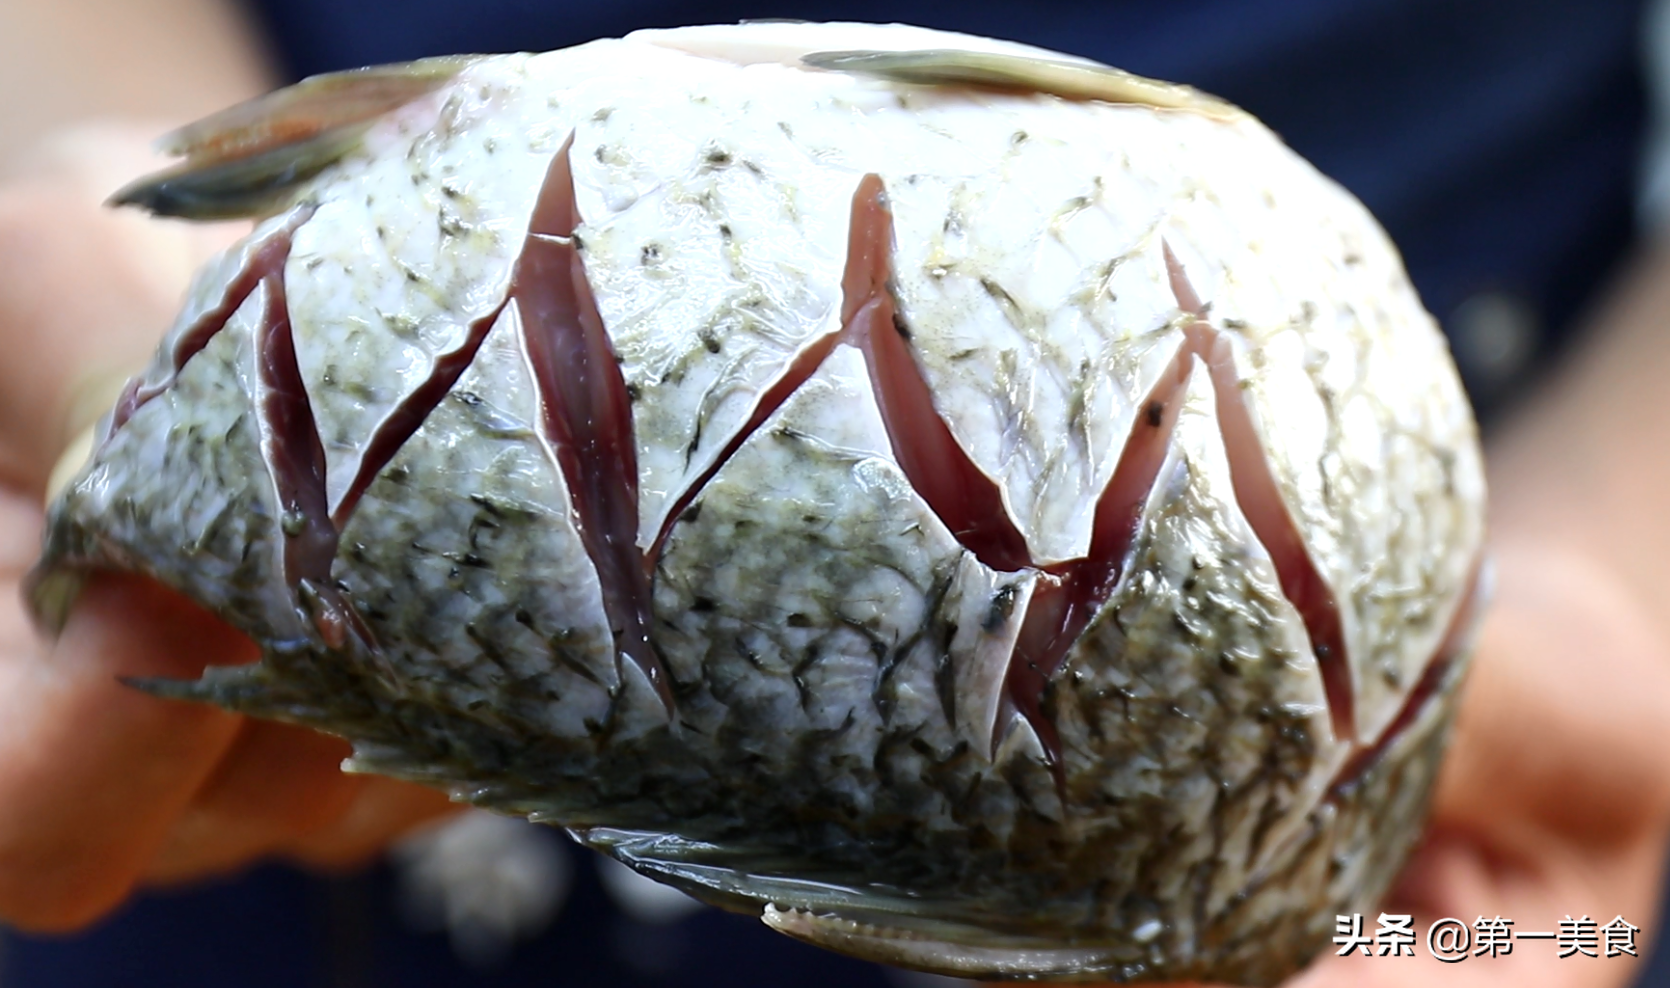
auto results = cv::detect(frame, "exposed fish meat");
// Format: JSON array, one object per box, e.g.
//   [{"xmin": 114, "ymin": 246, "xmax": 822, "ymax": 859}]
[{"xmin": 31, "ymin": 22, "xmax": 1486, "ymax": 984}]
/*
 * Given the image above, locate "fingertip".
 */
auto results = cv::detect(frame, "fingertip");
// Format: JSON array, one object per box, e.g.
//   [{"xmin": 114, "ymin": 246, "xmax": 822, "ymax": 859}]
[
  {"xmin": 0, "ymin": 572, "xmax": 251, "ymax": 929},
  {"xmin": 144, "ymin": 720, "xmax": 369, "ymax": 886},
  {"xmin": 284, "ymin": 778, "xmax": 459, "ymax": 872},
  {"xmin": 52, "ymin": 570, "xmax": 261, "ymax": 687},
  {"xmin": 2, "ymin": 869, "xmax": 139, "ymax": 935},
  {"xmin": 143, "ymin": 734, "xmax": 372, "ymax": 886}
]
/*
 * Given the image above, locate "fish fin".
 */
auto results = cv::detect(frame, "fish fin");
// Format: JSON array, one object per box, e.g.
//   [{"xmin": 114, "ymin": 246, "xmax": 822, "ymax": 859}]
[
  {"xmin": 23, "ymin": 565, "xmax": 86, "ymax": 635},
  {"xmin": 802, "ymin": 48, "xmax": 1246, "ymax": 120},
  {"xmin": 574, "ymin": 826, "xmax": 919, "ymax": 918},
  {"xmin": 109, "ymin": 56, "xmax": 477, "ymax": 220},
  {"xmin": 573, "ymin": 827, "xmax": 1123, "ymax": 980},
  {"xmin": 761, "ymin": 904, "xmax": 1122, "ymax": 980},
  {"xmin": 123, "ymin": 659, "xmax": 353, "ymax": 729},
  {"xmin": 124, "ymin": 662, "xmax": 288, "ymax": 710}
]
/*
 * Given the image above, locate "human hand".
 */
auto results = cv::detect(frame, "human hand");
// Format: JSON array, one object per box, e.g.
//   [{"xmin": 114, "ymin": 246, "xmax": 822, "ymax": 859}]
[
  {"xmin": 1026, "ymin": 538, "xmax": 1670, "ymax": 988},
  {"xmin": 0, "ymin": 125, "xmax": 456, "ymax": 932},
  {"xmin": 1251, "ymin": 538, "xmax": 1670, "ymax": 988}
]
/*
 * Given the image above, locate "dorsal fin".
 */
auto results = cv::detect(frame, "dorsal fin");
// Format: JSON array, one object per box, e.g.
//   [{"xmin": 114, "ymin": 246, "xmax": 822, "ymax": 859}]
[
  {"xmin": 802, "ymin": 48, "xmax": 1246, "ymax": 120},
  {"xmin": 110, "ymin": 56, "xmax": 477, "ymax": 220}
]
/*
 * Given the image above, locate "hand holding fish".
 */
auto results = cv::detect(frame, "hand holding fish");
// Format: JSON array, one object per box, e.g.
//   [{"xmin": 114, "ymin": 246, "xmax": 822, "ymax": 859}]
[
  {"xmin": 0, "ymin": 11, "xmax": 1667, "ymax": 988},
  {"xmin": 0, "ymin": 127, "xmax": 454, "ymax": 929}
]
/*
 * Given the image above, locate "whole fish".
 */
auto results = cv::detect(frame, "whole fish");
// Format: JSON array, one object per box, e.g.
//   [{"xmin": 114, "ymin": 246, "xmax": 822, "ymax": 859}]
[{"xmin": 31, "ymin": 22, "xmax": 1486, "ymax": 985}]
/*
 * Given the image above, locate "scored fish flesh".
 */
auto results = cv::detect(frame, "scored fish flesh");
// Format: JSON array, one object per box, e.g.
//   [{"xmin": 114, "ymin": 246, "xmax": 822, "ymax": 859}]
[{"xmin": 31, "ymin": 22, "xmax": 1486, "ymax": 985}]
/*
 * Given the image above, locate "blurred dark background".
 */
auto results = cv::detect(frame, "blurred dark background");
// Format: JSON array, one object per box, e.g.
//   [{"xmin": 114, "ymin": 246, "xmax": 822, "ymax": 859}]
[
  {"xmin": 3, "ymin": 0, "xmax": 1666, "ymax": 985},
  {"xmin": 248, "ymin": 0, "xmax": 1652, "ymax": 424}
]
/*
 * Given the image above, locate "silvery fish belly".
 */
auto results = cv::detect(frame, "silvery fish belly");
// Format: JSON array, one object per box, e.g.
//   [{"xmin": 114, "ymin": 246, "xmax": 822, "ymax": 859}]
[{"xmin": 31, "ymin": 21, "xmax": 1486, "ymax": 986}]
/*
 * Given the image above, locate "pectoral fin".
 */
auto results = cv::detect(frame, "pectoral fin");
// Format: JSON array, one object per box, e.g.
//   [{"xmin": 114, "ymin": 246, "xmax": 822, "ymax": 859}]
[{"xmin": 110, "ymin": 56, "xmax": 476, "ymax": 220}]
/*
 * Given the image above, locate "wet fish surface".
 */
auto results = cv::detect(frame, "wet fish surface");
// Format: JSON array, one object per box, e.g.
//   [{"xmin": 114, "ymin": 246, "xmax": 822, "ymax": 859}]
[{"xmin": 33, "ymin": 22, "xmax": 1487, "ymax": 985}]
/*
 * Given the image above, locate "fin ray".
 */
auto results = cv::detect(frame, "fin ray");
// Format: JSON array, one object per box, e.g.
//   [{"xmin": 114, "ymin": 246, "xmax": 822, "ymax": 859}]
[
  {"xmin": 110, "ymin": 56, "xmax": 476, "ymax": 219},
  {"xmin": 803, "ymin": 48, "xmax": 1245, "ymax": 119}
]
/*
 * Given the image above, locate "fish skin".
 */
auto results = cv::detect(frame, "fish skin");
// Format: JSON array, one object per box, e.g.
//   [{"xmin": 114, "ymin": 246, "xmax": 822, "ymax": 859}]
[{"xmin": 32, "ymin": 22, "xmax": 1485, "ymax": 984}]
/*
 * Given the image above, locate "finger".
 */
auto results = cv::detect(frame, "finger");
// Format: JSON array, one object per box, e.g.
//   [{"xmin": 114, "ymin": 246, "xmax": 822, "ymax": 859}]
[
  {"xmin": 1435, "ymin": 544, "xmax": 1670, "ymax": 852},
  {"xmin": 1273, "ymin": 544, "xmax": 1670, "ymax": 988},
  {"xmin": 0, "ymin": 572, "xmax": 252, "ymax": 930},
  {"xmin": 0, "ymin": 127, "xmax": 244, "ymax": 498},
  {"xmin": 144, "ymin": 720, "xmax": 369, "ymax": 885},
  {"xmin": 282, "ymin": 776, "xmax": 459, "ymax": 872}
]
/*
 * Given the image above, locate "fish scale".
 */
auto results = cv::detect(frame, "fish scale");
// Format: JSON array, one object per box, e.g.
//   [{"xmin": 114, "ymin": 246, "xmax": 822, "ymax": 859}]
[{"xmin": 33, "ymin": 22, "xmax": 1485, "ymax": 985}]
